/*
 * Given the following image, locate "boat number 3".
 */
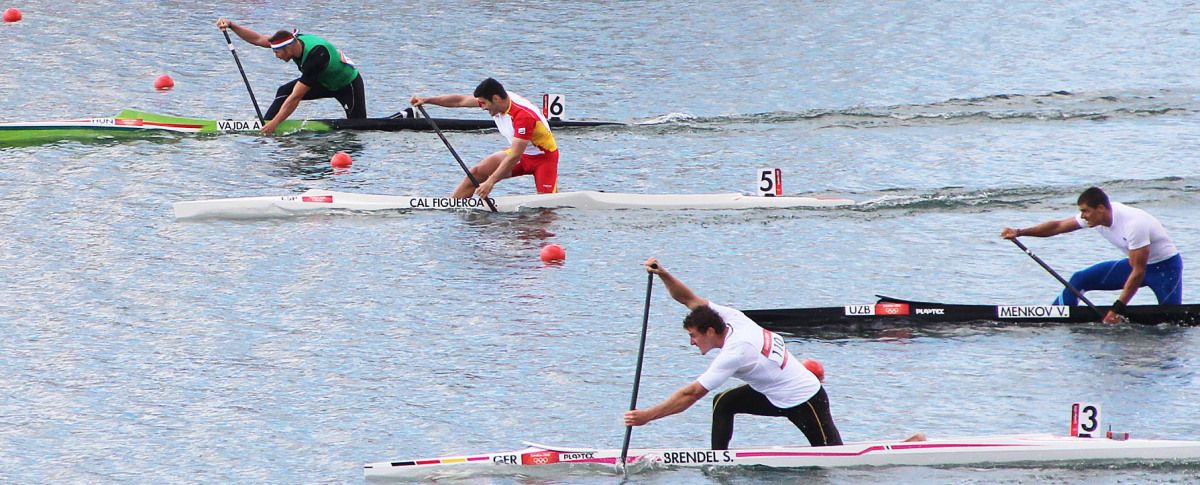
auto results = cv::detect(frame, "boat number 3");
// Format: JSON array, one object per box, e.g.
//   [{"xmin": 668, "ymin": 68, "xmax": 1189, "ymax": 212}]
[
  {"xmin": 1071, "ymin": 402, "xmax": 1101, "ymax": 437},
  {"xmin": 757, "ymin": 168, "xmax": 782, "ymax": 197}
]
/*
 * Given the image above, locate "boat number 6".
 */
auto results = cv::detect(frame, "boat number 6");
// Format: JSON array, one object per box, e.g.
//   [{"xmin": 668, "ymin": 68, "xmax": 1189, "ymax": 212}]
[{"xmin": 542, "ymin": 94, "xmax": 565, "ymax": 120}]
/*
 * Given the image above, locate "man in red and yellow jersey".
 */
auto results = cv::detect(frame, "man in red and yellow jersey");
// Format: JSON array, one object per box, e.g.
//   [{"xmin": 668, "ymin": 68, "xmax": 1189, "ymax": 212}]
[{"xmin": 411, "ymin": 78, "xmax": 559, "ymax": 199}]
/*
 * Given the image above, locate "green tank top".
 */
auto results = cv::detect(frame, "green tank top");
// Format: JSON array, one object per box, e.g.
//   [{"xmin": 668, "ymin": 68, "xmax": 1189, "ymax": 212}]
[{"xmin": 297, "ymin": 34, "xmax": 358, "ymax": 91}]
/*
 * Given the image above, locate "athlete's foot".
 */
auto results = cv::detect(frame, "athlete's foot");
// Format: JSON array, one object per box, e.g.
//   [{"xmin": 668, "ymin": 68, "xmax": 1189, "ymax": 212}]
[{"xmin": 903, "ymin": 432, "xmax": 927, "ymax": 442}]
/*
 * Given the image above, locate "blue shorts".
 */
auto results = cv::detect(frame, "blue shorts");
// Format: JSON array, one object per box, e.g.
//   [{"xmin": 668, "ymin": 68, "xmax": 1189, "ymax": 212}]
[{"xmin": 1055, "ymin": 253, "xmax": 1183, "ymax": 305}]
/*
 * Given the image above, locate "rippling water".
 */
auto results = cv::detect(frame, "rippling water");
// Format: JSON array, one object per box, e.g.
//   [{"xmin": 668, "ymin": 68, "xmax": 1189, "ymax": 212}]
[{"xmin": 2, "ymin": 1, "xmax": 1199, "ymax": 483}]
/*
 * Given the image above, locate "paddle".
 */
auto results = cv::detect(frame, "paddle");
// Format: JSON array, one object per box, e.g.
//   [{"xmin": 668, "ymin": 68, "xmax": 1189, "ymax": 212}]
[
  {"xmin": 221, "ymin": 28, "xmax": 265, "ymax": 124},
  {"xmin": 415, "ymin": 104, "xmax": 498, "ymax": 213},
  {"xmin": 1009, "ymin": 238, "xmax": 1106, "ymax": 320},
  {"xmin": 619, "ymin": 265, "xmax": 655, "ymax": 472}
]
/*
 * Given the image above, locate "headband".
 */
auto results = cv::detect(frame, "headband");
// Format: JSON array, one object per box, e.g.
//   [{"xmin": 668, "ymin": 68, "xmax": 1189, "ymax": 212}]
[{"xmin": 270, "ymin": 31, "xmax": 298, "ymax": 50}]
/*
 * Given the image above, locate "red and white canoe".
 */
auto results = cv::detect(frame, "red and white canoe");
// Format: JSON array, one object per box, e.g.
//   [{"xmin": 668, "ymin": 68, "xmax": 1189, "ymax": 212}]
[{"xmin": 363, "ymin": 432, "xmax": 1200, "ymax": 480}]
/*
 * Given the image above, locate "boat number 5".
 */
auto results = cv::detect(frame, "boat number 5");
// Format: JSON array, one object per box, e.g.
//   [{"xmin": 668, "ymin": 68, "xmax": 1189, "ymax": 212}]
[
  {"xmin": 542, "ymin": 94, "xmax": 566, "ymax": 120},
  {"xmin": 1071, "ymin": 402, "xmax": 1101, "ymax": 437},
  {"xmin": 757, "ymin": 168, "xmax": 782, "ymax": 197}
]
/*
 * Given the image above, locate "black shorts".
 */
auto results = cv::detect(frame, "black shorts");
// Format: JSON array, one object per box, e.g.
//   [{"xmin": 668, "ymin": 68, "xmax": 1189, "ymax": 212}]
[
  {"xmin": 710, "ymin": 385, "xmax": 842, "ymax": 450},
  {"xmin": 266, "ymin": 73, "xmax": 366, "ymax": 120}
]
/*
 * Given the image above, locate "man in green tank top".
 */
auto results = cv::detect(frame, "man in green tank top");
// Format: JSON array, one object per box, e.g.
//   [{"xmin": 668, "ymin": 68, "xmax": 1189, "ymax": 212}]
[{"xmin": 218, "ymin": 19, "xmax": 367, "ymax": 134}]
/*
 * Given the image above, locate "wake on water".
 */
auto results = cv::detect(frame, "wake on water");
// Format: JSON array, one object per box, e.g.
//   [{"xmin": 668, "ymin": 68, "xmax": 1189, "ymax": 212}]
[{"xmin": 629, "ymin": 89, "xmax": 1199, "ymax": 131}]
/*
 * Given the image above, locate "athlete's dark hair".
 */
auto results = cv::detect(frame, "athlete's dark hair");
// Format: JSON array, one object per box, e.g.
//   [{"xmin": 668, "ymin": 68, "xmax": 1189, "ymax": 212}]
[
  {"xmin": 683, "ymin": 305, "xmax": 727, "ymax": 335},
  {"xmin": 268, "ymin": 30, "xmax": 296, "ymax": 44},
  {"xmin": 1077, "ymin": 187, "xmax": 1111, "ymax": 209},
  {"xmin": 473, "ymin": 77, "xmax": 508, "ymax": 100}
]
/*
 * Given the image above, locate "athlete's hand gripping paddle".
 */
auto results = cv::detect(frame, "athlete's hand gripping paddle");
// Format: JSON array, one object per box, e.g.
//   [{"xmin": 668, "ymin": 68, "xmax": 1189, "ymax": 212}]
[
  {"xmin": 415, "ymin": 104, "xmax": 498, "ymax": 213},
  {"xmin": 620, "ymin": 263, "xmax": 656, "ymax": 473},
  {"xmin": 219, "ymin": 25, "xmax": 265, "ymax": 124},
  {"xmin": 1010, "ymin": 238, "xmax": 1107, "ymax": 320}
]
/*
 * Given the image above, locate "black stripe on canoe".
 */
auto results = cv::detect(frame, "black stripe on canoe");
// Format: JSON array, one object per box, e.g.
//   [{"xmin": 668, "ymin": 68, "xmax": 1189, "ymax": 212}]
[
  {"xmin": 745, "ymin": 296, "xmax": 1200, "ymax": 331},
  {"xmin": 324, "ymin": 117, "xmax": 623, "ymax": 132}
]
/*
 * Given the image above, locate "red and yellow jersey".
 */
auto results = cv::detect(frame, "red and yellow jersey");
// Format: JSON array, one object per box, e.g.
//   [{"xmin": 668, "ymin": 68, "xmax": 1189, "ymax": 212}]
[{"xmin": 493, "ymin": 93, "xmax": 557, "ymax": 156}]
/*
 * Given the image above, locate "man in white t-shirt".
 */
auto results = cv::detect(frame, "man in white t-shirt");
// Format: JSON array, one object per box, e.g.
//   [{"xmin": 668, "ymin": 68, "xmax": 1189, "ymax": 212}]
[
  {"xmin": 622, "ymin": 258, "xmax": 842, "ymax": 450},
  {"xmin": 1001, "ymin": 187, "xmax": 1183, "ymax": 323}
]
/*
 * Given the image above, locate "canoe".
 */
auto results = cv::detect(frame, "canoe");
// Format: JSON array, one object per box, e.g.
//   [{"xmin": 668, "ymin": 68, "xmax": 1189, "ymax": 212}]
[
  {"xmin": 745, "ymin": 295, "xmax": 1200, "ymax": 332},
  {"xmin": 363, "ymin": 432, "xmax": 1200, "ymax": 480},
  {"xmin": 172, "ymin": 189, "xmax": 856, "ymax": 220},
  {"xmin": 0, "ymin": 109, "xmax": 622, "ymax": 146}
]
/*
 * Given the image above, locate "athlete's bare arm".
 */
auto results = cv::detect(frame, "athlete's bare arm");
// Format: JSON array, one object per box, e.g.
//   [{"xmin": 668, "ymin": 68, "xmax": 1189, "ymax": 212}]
[
  {"xmin": 261, "ymin": 81, "xmax": 310, "ymax": 134},
  {"xmin": 1106, "ymin": 246, "xmax": 1149, "ymax": 324},
  {"xmin": 410, "ymin": 94, "xmax": 478, "ymax": 108},
  {"xmin": 1001, "ymin": 216, "xmax": 1081, "ymax": 239},
  {"xmin": 645, "ymin": 258, "xmax": 708, "ymax": 310},
  {"xmin": 623, "ymin": 381, "xmax": 708, "ymax": 426},
  {"xmin": 216, "ymin": 18, "xmax": 270, "ymax": 48},
  {"xmin": 475, "ymin": 138, "xmax": 529, "ymax": 199}
]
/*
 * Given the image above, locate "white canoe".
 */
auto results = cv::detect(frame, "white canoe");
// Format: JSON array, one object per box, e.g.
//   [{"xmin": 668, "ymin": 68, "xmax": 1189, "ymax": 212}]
[
  {"xmin": 173, "ymin": 189, "xmax": 855, "ymax": 220},
  {"xmin": 363, "ymin": 433, "xmax": 1200, "ymax": 480}
]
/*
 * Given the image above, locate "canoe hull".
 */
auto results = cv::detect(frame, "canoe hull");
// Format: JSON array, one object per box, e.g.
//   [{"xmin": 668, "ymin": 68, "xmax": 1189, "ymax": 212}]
[
  {"xmin": 745, "ymin": 296, "xmax": 1200, "ymax": 331},
  {"xmin": 172, "ymin": 189, "xmax": 856, "ymax": 220},
  {"xmin": 363, "ymin": 433, "xmax": 1200, "ymax": 480},
  {"xmin": 0, "ymin": 109, "xmax": 620, "ymax": 146}
]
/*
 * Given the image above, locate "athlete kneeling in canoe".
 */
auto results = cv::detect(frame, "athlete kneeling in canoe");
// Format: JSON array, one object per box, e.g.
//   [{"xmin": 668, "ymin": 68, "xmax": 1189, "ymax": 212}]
[
  {"xmin": 217, "ymin": 18, "xmax": 366, "ymax": 134},
  {"xmin": 1001, "ymin": 186, "xmax": 1183, "ymax": 324},
  {"xmin": 624, "ymin": 257, "xmax": 843, "ymax": 450},
  {"xmin": 411, "ymin": 78, "xmax": 559, "ymax": 199}
]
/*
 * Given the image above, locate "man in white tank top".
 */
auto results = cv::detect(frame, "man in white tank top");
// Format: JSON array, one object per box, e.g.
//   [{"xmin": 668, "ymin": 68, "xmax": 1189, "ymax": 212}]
[
  {"xmin": 622, "ymin": 258, "xmax": 842, "ymax": 450},
  {"xmin": 1001, "ymin": 187, "xmax": 1183, "ymax": 323}
]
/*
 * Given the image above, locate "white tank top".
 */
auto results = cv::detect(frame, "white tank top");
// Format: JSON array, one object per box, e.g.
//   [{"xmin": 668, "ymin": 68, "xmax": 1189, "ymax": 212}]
[
  {"xmin": 1075, "ymin": 201, "xmax": 1178, "ymax": 264},
  {"xmin": 695, "ymin": 302, "xmax": 820, "ymax": 408}
]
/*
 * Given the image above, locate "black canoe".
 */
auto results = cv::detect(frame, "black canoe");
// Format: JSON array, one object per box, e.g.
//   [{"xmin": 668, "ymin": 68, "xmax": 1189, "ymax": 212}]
[
  {"xmin": 744, "ymin": 295, "xmax": 1200, "ymax": 331},
  {"xmin": 325, "ymin": 112, "xmax": 623, "ymax": 131}
]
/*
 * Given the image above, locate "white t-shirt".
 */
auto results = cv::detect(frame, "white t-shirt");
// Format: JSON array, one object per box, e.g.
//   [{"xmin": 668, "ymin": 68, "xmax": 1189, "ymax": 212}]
[
  {"xmin": 1075, "ymin": 201, "xmax": 1178, "ymax": 264},
  {"xmin": 695, "ymin": 302, "xmax": 820, "ymax": 408}
]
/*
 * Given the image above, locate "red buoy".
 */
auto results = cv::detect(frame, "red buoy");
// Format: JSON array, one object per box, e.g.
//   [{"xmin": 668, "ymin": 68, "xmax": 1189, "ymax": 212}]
[
  {"xmin": 3, "ymin": 8, "xmax": 21, "ymax": 23},
  {"xmin": 330, "ymin": 151, "xmax": 353, "ymax": 168},
  {"xmin": 154, "ymin": 74, "xmax": 174, "ymax": 91},
  {"xmin": 802, "ymin": 358, "xmax": 825, "ymax": 382},
  {"xmin": 540, "ymin": 244, "xmax": 566, "ymax": 264}
]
